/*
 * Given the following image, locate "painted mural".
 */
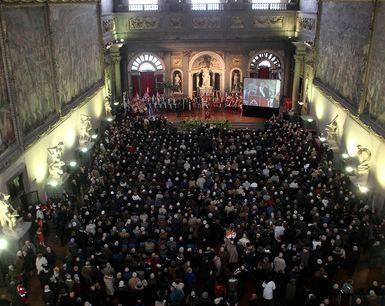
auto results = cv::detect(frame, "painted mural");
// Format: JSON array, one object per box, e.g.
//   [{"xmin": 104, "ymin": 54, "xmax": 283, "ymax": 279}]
[
  {"xmin": 50, "ymin": 4, "xmax": 103, "ymax": 106},
  {"xmin": 0, "ymin": 47, "xmax": 15, "ymax": 153},
  {"xmin": 0, "ymin": 110, "xmax": 15, "ymax": 153},
  {"xmin": 366, "ymin": 2, "xmax": 385, "ymax": 127},
  {"xmin": 316, "ymin": 2, "xmax": 372, "ymax": 109},
  {"xmin": 3, "ymin": 7, "xmax": 56, "ymax": 133}
]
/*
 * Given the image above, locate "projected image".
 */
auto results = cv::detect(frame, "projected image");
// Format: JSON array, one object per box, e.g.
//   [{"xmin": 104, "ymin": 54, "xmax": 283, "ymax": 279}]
[{"xmin": 243, "ymin": 78, "xmax": 281, "ymax": 108}]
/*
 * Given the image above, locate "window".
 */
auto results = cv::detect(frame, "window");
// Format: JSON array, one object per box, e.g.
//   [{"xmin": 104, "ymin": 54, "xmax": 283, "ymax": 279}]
[
  {"xmin": 131, "ymin": 54, "xmax": 163, "ymax": 72},
  {"xmin": 128, "ymin": 0, "xmax": 158, "ymax": 11},
  {"xmin": 251, "ymin": 0, "xmax": 285, "ymax": 10},
  {"xmin": 191, "ymin": 0, "xmax": 222, "ymax": 11},
  {"xmin": 250, "ymin": 52, "xmax": 281, "ymax": 70}
]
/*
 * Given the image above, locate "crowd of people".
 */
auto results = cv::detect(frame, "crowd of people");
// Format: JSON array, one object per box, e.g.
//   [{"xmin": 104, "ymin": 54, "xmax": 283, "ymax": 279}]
[
  {"xmin": 126, "ymin": 93, "xmax": 243, "ymax": 116},
  {"xmin": 2, "ymin": 112, "xmax": 385, "ymax": 306}
]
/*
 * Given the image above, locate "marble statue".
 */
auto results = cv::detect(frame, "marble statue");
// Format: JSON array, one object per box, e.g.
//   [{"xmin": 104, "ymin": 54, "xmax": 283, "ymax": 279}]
[
  {"xmin": 47, "ymin": 142, "xmax": 65, "ymax": 180},
  {"xmin": 325, "ymin": 115, "xmax": 339, "ymax": 143},
  {"xmin": 356, "ymin": 145, "xmax": 371, "ymax": 173},
  {"xmin": 174, "ymin": 72, "xmax": 182, "ymax": 92},
  {"xmin": 232, "ymin": 71, "xmax": 240, "ymax": 91},
  {"xmin": 104, "ymin": 96, "xmax": 112, "ymax": 117},
  {"xmin": 79, "ymin": 114, "xmax": 93, "ymax": 147},
  {"xmin": 0, "ymin": 192, "xmax": 19, "ymax": 231}
]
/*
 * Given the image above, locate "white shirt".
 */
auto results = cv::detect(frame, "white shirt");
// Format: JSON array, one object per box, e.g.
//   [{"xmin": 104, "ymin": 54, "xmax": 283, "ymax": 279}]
[{"xmin": 262, "ymin": 281, "xmax": 276, "ymax": 300}]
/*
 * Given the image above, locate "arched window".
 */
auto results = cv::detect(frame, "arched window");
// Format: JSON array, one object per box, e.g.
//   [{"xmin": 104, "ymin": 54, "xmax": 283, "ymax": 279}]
[
  {"xmin": 128, "ymin": 0, "xmax": 158, "ymax": 11},
  {"xmin": 191, "ymin": 0, "xmax": 222, "ymax": 10},
  {"xmin": 131, "ymin": 54, "xmax": 163, "ymax": 72},
  {"xmin": 250, "ymin": 52, "xmax": 281, "ymax": 70}
]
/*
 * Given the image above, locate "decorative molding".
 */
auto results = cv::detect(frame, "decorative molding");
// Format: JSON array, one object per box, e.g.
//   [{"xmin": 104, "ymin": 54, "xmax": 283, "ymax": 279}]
[
  {"xmin": 297, "ymin": 16, "xmax": 315, "ymax": 31},
  {"xmin": 169, "ymin": 16, "xmax": 182, "ymax": 29},
  {"xmin": 231, "ymin": 16, "xmax": 244, "ymax": 29},
  {"xmin": 171, "ymin": 55, "xmax": 182, "ymax": 68},
  {"xmin": 192, "ymin": 16, "xmax": 220, "ymax": 29},
  {"xmin": 102, "ymin": 17, "xmax": 115, "ymax": 34},
  {"xmin": 253, "ymin": 16, "xmax": 284, "ymax": 28},
  {"xmin": 127, "ymin": 16, "xmax": 159, "ymax": 30},
  {"xmin": 1, "ymin": 0, "xmax": 97, "ymax": 3}
]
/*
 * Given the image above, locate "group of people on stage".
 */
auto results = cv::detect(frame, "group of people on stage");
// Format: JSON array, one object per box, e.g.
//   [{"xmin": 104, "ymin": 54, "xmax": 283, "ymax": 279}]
[{"xmin": 125, "ymin": 93, "xmax": 243, "ymax": 116}]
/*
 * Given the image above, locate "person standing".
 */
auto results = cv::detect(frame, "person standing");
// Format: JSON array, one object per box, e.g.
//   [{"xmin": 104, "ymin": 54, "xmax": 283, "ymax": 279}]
[{"xmin": 262, "ymin": 279, "xmax": 276, "ymax": 306}]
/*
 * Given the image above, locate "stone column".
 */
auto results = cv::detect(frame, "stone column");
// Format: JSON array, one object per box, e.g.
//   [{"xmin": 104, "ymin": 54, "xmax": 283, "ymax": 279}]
[
  {"xmin": 110, "ymin": 44, "xmax": 122, "ymax": 102},
  {"xmin": 291, "ymin": 42, "xmax": 307, "ymax": 111}
]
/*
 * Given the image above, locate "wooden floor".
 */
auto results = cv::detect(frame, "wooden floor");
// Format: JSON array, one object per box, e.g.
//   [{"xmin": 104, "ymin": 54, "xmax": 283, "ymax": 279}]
[{"xmin": 162, "ymin": 110, "xmax": 266, "ymax": 123}]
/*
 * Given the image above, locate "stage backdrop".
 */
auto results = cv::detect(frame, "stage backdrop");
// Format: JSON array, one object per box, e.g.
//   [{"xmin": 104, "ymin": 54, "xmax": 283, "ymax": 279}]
[{"xmin": 243, "ymin": 78, "xmax": 281, "ymax": 108}]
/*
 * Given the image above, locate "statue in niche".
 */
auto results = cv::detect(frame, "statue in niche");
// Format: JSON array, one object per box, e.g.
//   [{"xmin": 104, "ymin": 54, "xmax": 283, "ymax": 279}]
[
  {"xmin": 325, "ymin": 115, "xmax": 339, "ymax": 143},
  {"xmin": 0, "ymin": 192, "xmax": 19, "ymax": 232},
  {"xmin": 79, "ymin": 114, "xmax": 93, "ymax": 147},
  {"xmin": 104, "ymin": 95, "xmax": 112, "ymax": 117},
  {"xmin": 356, "ymin": 145, "xmax": 371, "ymax": 173},
  {"xmin": 173, "ymin": 72, "xmax": 182, "ymax": 92},
  {"xmin": 232, "ymin": 70, "xmax": 240, "ymax": 92},
  {"xmin": 47, "ymin": 142, "xmax": 65, "ymax": 180}
]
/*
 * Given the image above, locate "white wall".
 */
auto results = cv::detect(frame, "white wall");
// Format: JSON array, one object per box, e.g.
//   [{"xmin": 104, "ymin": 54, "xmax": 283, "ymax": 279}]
[
  {"xmin": 309, "ymin": 85, "xmax": 385, "ymax": 212},
  {"xmin": 0, "ymin": 87, "xmax": 105, "ymax": 198}
]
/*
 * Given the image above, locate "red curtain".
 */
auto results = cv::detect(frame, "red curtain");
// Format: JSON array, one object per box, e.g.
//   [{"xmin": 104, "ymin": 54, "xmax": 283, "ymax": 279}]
[
  {"xmin": 156, "ymin": 74, "xmax": 164, "ymax": 94},
  {"xmin": 131, "ymin": 75, "xmax": 139, "ymax": 97},
  {"xmin": 258, "ymin": 67, "xmax": 270, "ymax": 79},
  {"xmin": 250, "ymin": 72, "xmax": 258, "ymax": 79},
  {"xmin": 140, "ymin": 72, "xmax": 155, "ymax": 97}
]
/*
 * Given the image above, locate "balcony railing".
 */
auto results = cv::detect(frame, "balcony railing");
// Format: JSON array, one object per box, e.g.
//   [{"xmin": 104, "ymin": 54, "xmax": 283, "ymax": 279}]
[
  {"xmin": 191, "ymin": 3, "xmax": 224, "ymax": 11},
  {"xmin": 128, "ymin": 4, "xmax": 158, "ymax": 11},
  {"xmin": 251, "ymin": 2, "xmax": 287, "ymax": 10}
]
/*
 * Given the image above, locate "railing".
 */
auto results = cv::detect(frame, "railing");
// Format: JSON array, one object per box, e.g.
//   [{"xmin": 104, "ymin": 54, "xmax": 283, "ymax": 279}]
[
  {"xmin": 251, "ymin": 2, "xmax": 287, "ymax": 10},
  {"xmin": 191, "ymin": 3, "xmax": 224, "ymax": 11},
  {"xmin": 128, "ymin": 4, "xmax": 158, "ymax": 11}
]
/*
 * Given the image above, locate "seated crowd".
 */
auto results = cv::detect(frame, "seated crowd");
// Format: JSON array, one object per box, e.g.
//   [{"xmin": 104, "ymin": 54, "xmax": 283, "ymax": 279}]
[{"xmin": 3, "ymin": 113, "xmax": 385, "ymax": 306}]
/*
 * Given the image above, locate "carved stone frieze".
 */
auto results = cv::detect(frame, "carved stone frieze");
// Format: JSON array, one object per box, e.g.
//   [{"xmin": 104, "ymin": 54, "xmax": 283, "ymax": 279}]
[
  {"xmin": 231, "ymin": 16, "xmax": 244, "ymax": 29},
  {"xmin": 170, "ymin": 16, "xmax": 182, "ymax": 29},
  {"xmin": 253, "ymin": 16, "xmax": 284, "ymax": 28},
  {"xmin": 171, "ymin": 56, "xmax": 182, "ymax": 68},
  {"xmin": 192, "ymin": 16, "xmax": 220, "ymax": 29},
  {"xmin": 298, "ymin": 16, "xmax": 315, "ymax": 31},
  {"xmin": 127, "ymin": 16, "xmax": 159, "ymax": 30},
  {"xmin": 102, "ymin": 17, "xmax": 115, "ymax": 34}
]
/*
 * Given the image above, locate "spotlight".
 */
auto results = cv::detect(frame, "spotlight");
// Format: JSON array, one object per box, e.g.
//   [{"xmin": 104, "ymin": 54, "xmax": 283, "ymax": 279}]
[
  {"xmin": 345, "ymin": 166, "xmax": 354, "ymax": 173},
  {"xmin": 106, "ymin": 117, "xmax": 113, "ymax": 122},
  {"xmin": 69, "ymin": 161, "xmax": 77, "ymax": 167},
  {"xmin": 48, "ymin": 180, "xmax": 58, "ymax": 187},
  {"xmin": 113, "ymin": 102, "xmax": 119, "ymax": 106},
  {"xmin": 0, "ymin": 238, "xmax": 8, "ymax": 251},
  {"xmin": 358, "ymin": 185, "xmax": 369, "ymax": 193},
  {"xmin": 342, "ymin": 153, "xmax": 349, "ymax": 159},
  {"xmin": 307, "ymin": 118, "xmax": 313, "ymax": 122},
  {"xmin": 319, "ymin": 136, "xmax": 326, "ymax": 142},
  {"xmin": 91, "ymin": 134, "xmax": 98, "ymax": 140},
  {"xmin": 298, "ymin": 101, "xmax": 304, "ymax": 106},
  {"xmin": 288, "ymin": 36, "xmax": 292, "ymax": 39},
  {"xmin": 120, "ymin": 39, "xmax": 124, "ymax": 43},
  {"xmin": 81, "ymin": 147, "xmax": 88, "ymax": 153}
]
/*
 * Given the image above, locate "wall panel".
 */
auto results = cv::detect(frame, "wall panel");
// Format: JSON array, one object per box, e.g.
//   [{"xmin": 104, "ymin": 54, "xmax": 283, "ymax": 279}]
[
  {"xmin": 3, "ymin": 7, "xmax": 56, "ymax": 133},
  {"xmin": 50, "ymin": 4, "xmax": 103, "ymax": 106}
]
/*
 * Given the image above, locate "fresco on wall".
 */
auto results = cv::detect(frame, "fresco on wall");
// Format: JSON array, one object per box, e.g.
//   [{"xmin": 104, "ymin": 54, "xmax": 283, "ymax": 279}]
[
  {"xmin": 0, "ymin": 48, "xmax": 8, "ymax": 110},
  {"xmin": 0, "ymin": 110, "xmax": 16, "ymax": 153},
  {"xmin": 4, "ymin": 7, "xmax": 56, "ymax": 133},
  {"xmin": 50, "ymin": 4, "xmax": 103, "ymax": 106},
  {"xmin": 316, "ymin": 2, "xmax": 372, "ymax": 109},
  {"xmin": 366, "ymin": 2, "xmax": 385, "ymax": 127}
]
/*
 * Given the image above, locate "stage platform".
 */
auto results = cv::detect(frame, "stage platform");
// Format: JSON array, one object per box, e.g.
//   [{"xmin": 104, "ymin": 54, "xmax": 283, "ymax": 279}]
[{"xmin": 164, "ymin": 110, "xmax": 266, "ymax": 124}]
